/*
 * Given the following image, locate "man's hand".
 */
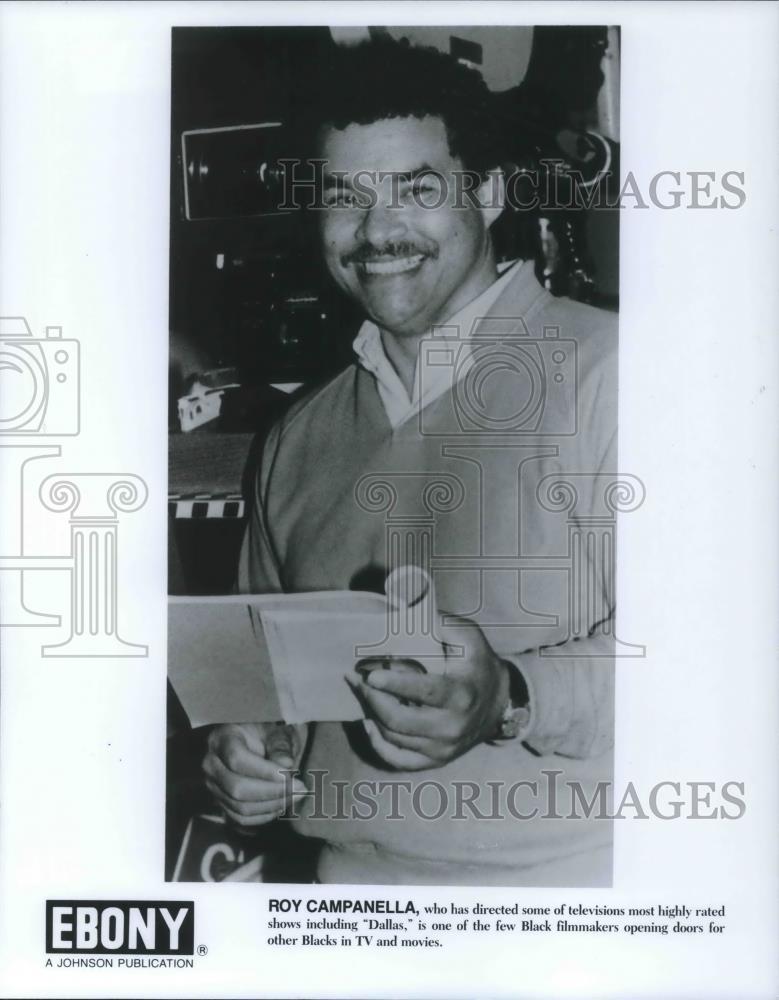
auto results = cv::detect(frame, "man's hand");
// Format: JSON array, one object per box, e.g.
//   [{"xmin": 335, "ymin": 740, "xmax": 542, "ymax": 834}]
[
  {"xmin": 202, "ymin": 722, "xmax": 309, "ymax": 827},
  {"xmin": 346, "ymin": 614, "xmax": 510, "ymax": 771}
]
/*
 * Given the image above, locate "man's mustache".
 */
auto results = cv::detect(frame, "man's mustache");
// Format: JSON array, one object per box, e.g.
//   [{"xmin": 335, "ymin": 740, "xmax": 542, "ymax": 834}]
[{"xmin": 341, "ymin": 241, "xmax": 439, "ymax": 267}]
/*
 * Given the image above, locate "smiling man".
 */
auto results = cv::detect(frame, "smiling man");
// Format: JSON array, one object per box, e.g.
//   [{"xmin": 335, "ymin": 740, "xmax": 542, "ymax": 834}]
[
  {"xmin": 320, "ymin": 114, "xmax": 502, "ymax": 356},
  {"xmin": 203, "ymin": 38, "xmax": 618, "ymax": 886},
  {"xmin": 318, "ymin": 110, "xmax": 507, "ymax": 415}
]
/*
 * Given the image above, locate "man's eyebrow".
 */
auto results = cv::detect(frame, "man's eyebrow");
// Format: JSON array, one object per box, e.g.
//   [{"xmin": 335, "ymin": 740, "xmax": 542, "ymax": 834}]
[
  {"xmin": 321, "ymin": 165, "xmax": 440, "ymax": 189},
  {"xmin": 380, "ymin": 165, "xmax": 439, "ymax": 184}
]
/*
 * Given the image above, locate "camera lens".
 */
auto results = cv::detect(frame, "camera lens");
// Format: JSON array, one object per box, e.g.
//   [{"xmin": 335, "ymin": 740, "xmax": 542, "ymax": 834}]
[{"xmin": 0, "ymin": 345, "xmax": 46, "ymax": 428}]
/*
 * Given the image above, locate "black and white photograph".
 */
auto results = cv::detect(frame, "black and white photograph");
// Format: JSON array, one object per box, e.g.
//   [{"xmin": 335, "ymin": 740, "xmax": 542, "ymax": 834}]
[
  {"xmin": 0, "ymin": 3, "xmax": 777, "ymax": 998},
  {"xmin": 166, "ymin": 24, "xmax": 623, "ymax": 887}
]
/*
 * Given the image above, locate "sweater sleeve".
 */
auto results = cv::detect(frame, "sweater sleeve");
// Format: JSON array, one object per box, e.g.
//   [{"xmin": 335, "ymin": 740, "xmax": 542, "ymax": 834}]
[
  {"xmin": 507, "ymin": 396, "xmax": 618, "ymax": 759},
  {"xmin": 504, "ymin": 622, "xmax": 614, "ymax": 758}
]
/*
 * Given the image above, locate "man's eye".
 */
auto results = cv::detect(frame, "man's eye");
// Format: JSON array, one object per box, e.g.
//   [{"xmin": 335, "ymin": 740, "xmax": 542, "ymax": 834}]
[{"xmin": 401, "ymin": 177, "xmax": 443, "ymax": 201}]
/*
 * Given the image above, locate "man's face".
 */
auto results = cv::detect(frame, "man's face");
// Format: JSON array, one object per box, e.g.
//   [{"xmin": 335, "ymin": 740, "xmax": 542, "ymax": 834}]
[{"xmin": 319, "ymin": 116, "xmax": 497, "ymax": 338}]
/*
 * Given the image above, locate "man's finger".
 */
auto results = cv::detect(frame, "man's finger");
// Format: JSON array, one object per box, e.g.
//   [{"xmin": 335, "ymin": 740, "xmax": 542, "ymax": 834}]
[
  {"xmin": 363, "ymin": 668, "xmax": 448, "ymax": 707},
  {"xmin": 435, "ymin": 610, "xmax": 485, "ymax": 662},
  {"xmin": 357, "ymin": 682, "xmax": 445, "ymax": 737},
  {"xmin": 208, "ymin": 723, "xmax": 267, "ymax": 756},
  {"xmin": 238, "ymin": 723, "xmax": 268, "ymax": 757},
  {"xmin": 204, "ymin": 759, "xmax": 289, "ymax": 805},
  {"xmin": 348, "ymin": 673, "xmax": 450, "ymax": 737},
  {"xmin": 204, "ymin": 777, "xmax": 288, "ymax": 817},
  {"xmin": 208, "ymin": 732, "xmax": 290, "ymax": 782},
  {"xmin": 363, "ymin": 719, "xmax": 439, "ymax": 772},
  {"xmin": 264, "ymin": 723, "xmax": 301, "ymax": 769},
  {"xmin": 370, "ymin": 717, "xmax": 448, "ymax": 757},
  {"xmin": 219, "ymin": 802, "xmax": 285, "ymax": 828},
  {"xmin": 205, "ymin": 749, "xmax": 304, "ymax": 795}
]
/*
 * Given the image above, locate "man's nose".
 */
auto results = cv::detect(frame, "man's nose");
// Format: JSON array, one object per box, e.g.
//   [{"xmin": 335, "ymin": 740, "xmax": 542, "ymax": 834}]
[{"xmin": 356, "ymin": 200, "xmax": 407, "ymax": 247}]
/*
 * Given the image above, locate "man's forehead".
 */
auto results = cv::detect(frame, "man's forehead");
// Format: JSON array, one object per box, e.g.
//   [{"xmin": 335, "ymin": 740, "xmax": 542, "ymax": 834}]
[{"xmin": 319, "ymin": 115, "xmax": 457, "ymax": 174}]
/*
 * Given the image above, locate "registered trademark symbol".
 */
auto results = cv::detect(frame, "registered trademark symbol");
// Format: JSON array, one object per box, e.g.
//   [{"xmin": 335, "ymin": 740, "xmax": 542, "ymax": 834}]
[{"xmin": 197, "ymin": 944, "xmax": 208, "ymax": 956}]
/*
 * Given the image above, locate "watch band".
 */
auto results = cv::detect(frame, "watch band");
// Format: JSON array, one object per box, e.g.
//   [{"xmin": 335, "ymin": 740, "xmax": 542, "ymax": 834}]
[{"xmin": 493, "ymin": 660, "xmax": 531, "ymax": 741}]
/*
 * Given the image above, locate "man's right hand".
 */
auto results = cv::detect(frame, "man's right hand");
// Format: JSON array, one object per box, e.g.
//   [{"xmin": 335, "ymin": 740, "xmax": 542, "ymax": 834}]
[{"xmin": 202, "ymin": 722, "xmax": 309, "ymax": 828}]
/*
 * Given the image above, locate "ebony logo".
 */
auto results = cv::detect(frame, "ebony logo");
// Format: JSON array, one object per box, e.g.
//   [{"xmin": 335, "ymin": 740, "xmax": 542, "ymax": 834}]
[{"xmin": 46, "ymin": 901, "xmax": 194, "ymax": 955}]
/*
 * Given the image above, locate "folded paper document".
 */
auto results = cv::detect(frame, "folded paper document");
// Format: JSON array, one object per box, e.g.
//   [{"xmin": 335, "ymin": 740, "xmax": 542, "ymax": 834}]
[{"xmin": 168, "ymin": 567, "xmax": 446, "ymax": 727}]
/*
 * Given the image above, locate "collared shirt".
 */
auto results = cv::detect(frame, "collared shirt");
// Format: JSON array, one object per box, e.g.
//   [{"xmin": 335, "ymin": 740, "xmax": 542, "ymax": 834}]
[{"xmin": 352, "ymin": 259, "xmax": 523, "ymax": 428}]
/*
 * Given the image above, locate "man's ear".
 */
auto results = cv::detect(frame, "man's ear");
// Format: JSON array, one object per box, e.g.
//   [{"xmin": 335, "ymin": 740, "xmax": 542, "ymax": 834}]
[{"xmin": 474, "ymin": 168, "xmax": 506, "ymax": 229}]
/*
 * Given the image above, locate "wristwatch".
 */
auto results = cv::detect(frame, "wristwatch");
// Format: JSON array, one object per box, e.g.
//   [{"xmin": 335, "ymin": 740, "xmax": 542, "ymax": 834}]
[{"xmin": 492, "ymin": 660, "xmax": 531, "ymax": 741}]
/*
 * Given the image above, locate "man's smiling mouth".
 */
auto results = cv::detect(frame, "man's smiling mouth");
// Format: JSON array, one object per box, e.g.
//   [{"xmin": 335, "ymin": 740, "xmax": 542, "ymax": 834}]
[{"xmin": 360, "ymin": 254, "xmax": 426, "ymax": 275}]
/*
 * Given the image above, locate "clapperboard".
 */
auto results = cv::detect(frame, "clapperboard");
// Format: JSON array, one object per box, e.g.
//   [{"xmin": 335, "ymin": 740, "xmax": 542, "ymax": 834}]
[
  {"xmin": 171, "ymin": 813, "xmax": 264, "ymax": 882},
  {"xmin": 168, "ymin": 432, "xmax": 254, "ymax": 519},
  {"xmin": 168, "ymin": 493, "xmax": 245, "ymax": 520}
]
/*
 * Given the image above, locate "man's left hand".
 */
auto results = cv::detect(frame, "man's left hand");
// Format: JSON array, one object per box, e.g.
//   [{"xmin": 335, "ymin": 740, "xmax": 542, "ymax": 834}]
[{"xmin": 346, "ymin": 613, "xmax": 510, "ymax": 771}]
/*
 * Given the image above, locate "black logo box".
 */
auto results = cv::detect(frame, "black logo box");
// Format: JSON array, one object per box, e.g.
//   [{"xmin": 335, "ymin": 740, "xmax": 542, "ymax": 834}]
[{"xmin": 46, "ymin": 900, "xmax": 194, "ymax": 955}]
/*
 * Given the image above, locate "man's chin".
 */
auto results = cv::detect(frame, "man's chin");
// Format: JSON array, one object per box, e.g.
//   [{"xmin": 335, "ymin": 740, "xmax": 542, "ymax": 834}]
[{"xmin": 363, "ymin": 302, "xmax": 429, "ymax": 337}]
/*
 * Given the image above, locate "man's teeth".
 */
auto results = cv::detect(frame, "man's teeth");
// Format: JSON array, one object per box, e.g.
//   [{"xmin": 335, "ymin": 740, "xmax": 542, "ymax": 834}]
[{"xmin": 362, "ymin": 254, "xmax": 424, "ymax": 275}]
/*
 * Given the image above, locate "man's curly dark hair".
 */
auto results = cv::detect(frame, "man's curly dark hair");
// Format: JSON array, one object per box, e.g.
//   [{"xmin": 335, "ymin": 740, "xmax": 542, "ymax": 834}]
[{"xmin": 299, "ymin": 37, "xmax": 505, "ymax": 177}]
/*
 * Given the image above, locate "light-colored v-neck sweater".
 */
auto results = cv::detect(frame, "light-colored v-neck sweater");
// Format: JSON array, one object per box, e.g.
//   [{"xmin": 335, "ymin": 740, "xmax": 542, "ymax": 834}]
[{"xmin": 239, "ymin": 261, "xmax": 618, "ymax": 886}]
